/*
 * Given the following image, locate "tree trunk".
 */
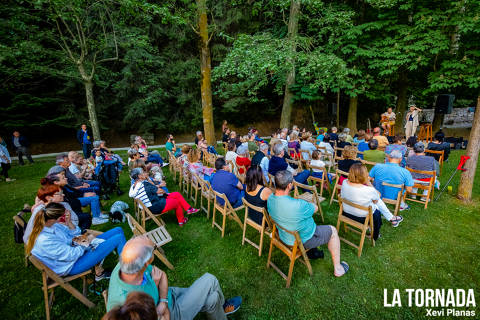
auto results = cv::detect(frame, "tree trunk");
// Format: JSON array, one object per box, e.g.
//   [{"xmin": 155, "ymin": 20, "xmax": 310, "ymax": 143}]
[
  {"xmin": 279, "ymin": 0, "xmax": 301, "ymax": 128},
  {"xmin": 457, "ymin": 96, "xmax": 480, "ymax": 202},
  {"xmin": 395, "ymin": 71, "xmax": 408, "ymax": 134},
  {"xmin": 78, "ymin": 63, "xmax": 101, "ymax": 141},
  {"xmin": 336, "ymin": 90, "xmax": 340, "ymax": 128},
  {"xmin": 197, "ymin": 0, "xmax": 216, "ymax": 146},
  {"xmin": 346, "ymin": 96, "xmax": 358, "ymax": 133}
]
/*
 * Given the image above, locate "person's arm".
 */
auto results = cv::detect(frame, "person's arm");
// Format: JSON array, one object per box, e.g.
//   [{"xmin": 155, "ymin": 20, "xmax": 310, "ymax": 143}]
[
  {"xmin": 405, "ymin": 171, "xmax": 414, "ymax": 193},
  {"xmin": 152, "ymin": 267, "xmax": 170, "ymax": 320}
]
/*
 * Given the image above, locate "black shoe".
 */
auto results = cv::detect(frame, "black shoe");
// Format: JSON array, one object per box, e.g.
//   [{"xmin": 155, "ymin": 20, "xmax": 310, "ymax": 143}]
[{"xmin": 306, "ymin": 248, "xmax": 324, "ymax": 260}]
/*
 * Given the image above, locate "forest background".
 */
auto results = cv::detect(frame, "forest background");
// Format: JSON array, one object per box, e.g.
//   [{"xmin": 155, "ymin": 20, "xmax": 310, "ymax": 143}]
[{"xmin": 1, "ymin": 0, "xmax": 479, "ymax": 150}]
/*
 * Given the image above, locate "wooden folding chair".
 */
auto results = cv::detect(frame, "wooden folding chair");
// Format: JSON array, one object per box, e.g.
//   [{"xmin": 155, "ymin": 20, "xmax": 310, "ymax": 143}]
[
  {"xmin": 266, "ymin": 220, "xmax": 312, "ymax": 288},
  {"xmin": 336, "ymin": 197, "xmax": 375, "ymax": 257},
  {"xmin": 134, "ymin": 198, "xmax": 163, "ymax": 230},
  {"xmin": 404, "ymin": 168, "xmax": 435, "ymax": 209},
  {"xmin": 190, "ymin": 172, "xmax": 202, "ymax": 205},
  {"xmin": 288, "ymin": 148, "xmax": 300, "ymax": 160},
  {"xmin": 13, "ymin": 212, "xmax": 28, "ymax": 266},
  {"xmin": 199, "ymin": 177, "xmax": 215, "ymax": 218},
  {"xmin": 29, "ymin": 255, "xmax": 95, "ymax": 320},
  {"xmin": 361, "ymin": 159, "xmax": 378, "ymax": 171},
  {"xmin": 329, "ymin": 169, "xmax": 349, "ymax": 204},
  {"xmin": 298, "ymin": 149, "xmax": 310, "ymax": 168},
  {"xmin": 267, "ymin": 173, "xmax": 276, "ymax": 190},
  {"xmin": 293, "ymin": 180, "xmax": 325, "ymax": 222},
  {"xmin": 181, "ymin": 166, "xmax": 191, "ymax": 198},
  {"xmin": 126, "ymin": 213, "xmax": 174, "ymax": 270},
  {"xmin": 227, "ymin": 159, "xmax": 238, "ymax": 175},
  {"xmin": 212, "ymin": 191, "xmax": 244, "ymax": 237},
  {"xmin": 381, "ymin": 182, "xmax": 405, "ymax": 216},
  {"xmin": 286, "ymin": 157, "xmax": 302, "ymax": 170},
  {"xmin": 425, "ymin": 149, "xmax": 444, "ymax": 175},
  {"xmin": 102, "ymin": 290, "xmax": 108, "ymax": 311},
  {"xmin": 241, "ymin": 198, "xmax": 272, "ymax": 256},
  {"xmin": 306, "ymin": 164, "xmax": 331, "ymax": 197}
]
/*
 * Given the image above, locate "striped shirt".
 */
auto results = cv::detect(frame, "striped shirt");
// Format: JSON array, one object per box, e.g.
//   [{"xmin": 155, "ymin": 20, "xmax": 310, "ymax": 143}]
[{"xmin": 129, "ymin": 181, "xmax": 152, "ymax": 208}]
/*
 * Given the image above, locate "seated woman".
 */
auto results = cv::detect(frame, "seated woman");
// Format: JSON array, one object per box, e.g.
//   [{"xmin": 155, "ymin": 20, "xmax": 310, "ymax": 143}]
[
  {"xmin": 187, "ymin": 149, "xmax": 215, "ymax": 182},
  {"xmin": 222, "ymin": 128, "xmax": 231, "ymax": 143},
  {"xmin": 353, "ymin": 130, "xmax": 366, "ymax": 144},
  {"xmin": 179, "ymin": 144, "xmax": 191, "ymax": 167},
  {"xmin": 299, "ymin": 133, "xmax": 317, "ymax": 160},
  {"xmin": 235, "ymin": 145, "xmax": 251, "ymax": 175},
  {"xmin": 336, "ymin": 133, "xmax": 352, "ymax": 157},
  {"xmin": 244, "ymin": 166, "xmax": 272, "ymax": 225},
  {"xmin": 129, "ymin": 168, "xmax": 199, "ymax": 226},
  {"xmin": 27, "ymin": 202, "xmax": 126, "ymax": 280},
  {"xmin": 225, "ymin": 141, "xmax": 238, "ymax": 163},
  {"xmin": 337, "ymin": 146, "xmax": 361, "ymax": 177},
  {"xmin": 318, "ymin": 134, "xmax": 334, "ymax": 155},
  {"xmin": 130, "ymin": 159, "xmax": 169, "ymax": 193},
  {"xmin": 288, "ymin": 132, "xmax": 301, "ymax": 158},
  {"xmin": 165, "ymin": 134, "xmax": 182, "ymax": 157},
  {"xmin": 340, "ymin": 163, "xmax": 403, "ymax": 240}
]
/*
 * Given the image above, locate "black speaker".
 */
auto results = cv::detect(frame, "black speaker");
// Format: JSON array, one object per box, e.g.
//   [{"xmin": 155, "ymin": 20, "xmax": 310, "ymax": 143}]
[{"xmin": 435, "ymin": 94, "xmax": 455, "ymax": 114}]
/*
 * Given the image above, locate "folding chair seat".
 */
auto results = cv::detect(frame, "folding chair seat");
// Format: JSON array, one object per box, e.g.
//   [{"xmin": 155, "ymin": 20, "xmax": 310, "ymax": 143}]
[
  {"xmin": 329, "ymin": 169, "xmax": 349, "ymax": 204},
  {"xmin": 336, "ymin": 197, "xmax": 375, "ymax": 257},
  {"xmin": 266, "ymin": 220, "xmax": 312, "ymax": 288},
  {"xmin": 241, "ymin": 198, "xmax": 272, "ymax": 256},
  {"xmin": 293, "ymin": 180, "xmax": 325, "ymax": 222},
  {"xmin": 380, "ymin": 182, "xmax": 405, "ymax": 216},
  {"xmin": 212, "ymin": 191, "xmax": 244, "ymax": 238},
  {"xmin": 29, "ymin": 255, "xmax": 95, "ymax": 320},
  {"xmin": 404, "ymin": 168, "xmax": 436, "ymax": 209},
  {"xmin": 126, "ymin": 213, "xmax": 174, "ymax": 270}
]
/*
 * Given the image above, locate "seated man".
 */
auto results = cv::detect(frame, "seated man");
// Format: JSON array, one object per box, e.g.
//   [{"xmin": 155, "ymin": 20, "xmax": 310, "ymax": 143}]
[
  {"xmin": 427, "ymin": 131, "xmax": 451, "ymax": 161},
  {"xmin": 107, "ymin": 236, "xmax": 242, "ymax": 319},
  {"xmin": 369, "ymin": 150, "xmax": 414, "ymax": 211},
  {"xmin": 58, "ymin": 153, "xmax": 100, "ymax": 194},
  {"xmin": 406, "ymin": 142, "xmax": 439, "ymax": 198},
  {"xmin": 267, "ymin": 170, "xmax": 349, "ymax": 277},
  {"xmin": 268, "ymin": 143, "xmax": 309, "ymax": 185},
  {"xmin": 372, "ymin": 127, "xmax": 389, "ymax": 149},
  {"xmin": 210, "ymin": 157, "xmax": 244, "ymax": 208},
  {"xmin": 363, "ymin": 139, "xmax": 385, "ymax": 164},
  {"xmin": 385, "ymin": 135, "xmax": 407, "ymax": 167},
  {"xmin": 68, "ymin": 151, "xmax": 101, "ymax": 188},
  {"xmin": 252, "ymin": 143, "xmax": 270, "ymax": 183}
]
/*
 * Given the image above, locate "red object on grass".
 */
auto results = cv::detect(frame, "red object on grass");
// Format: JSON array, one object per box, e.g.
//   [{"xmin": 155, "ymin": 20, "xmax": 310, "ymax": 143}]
[{"xmin": 457, "ymin": 155, "xmax": 470, "ymax": 171}]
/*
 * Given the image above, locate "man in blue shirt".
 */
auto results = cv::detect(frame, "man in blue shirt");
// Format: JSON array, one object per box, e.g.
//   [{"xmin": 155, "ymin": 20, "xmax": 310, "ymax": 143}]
[
  {"xmin": 268, "ymin": 143, "xmax": 310, "ymax": 184},
  {"xmin": 267, "ymin": 170, "xmax": 349, "ymax": 277},
  {"xmin": 76, "ymin": 124, "xmax": 93, "ymax": 159},
  {"xmin": 210, "ymin": 157, "xmax": 244, "ymax": 208},
  {"xmin": 369, "ymin": 150, "xmax": 414, "ymax": 211}
]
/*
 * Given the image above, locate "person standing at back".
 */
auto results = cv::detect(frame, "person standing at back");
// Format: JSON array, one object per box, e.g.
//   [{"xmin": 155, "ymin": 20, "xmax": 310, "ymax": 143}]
[
  {"xmin": 404, "ymin": 105, "xmax": 422, "ymax": 139},
  {"xmin": 12, "ymin": 130, "xmax": 34, "ymax": 165},
  {"xmin": 76, "ymin": 124, "xmax": 93, "ymax": 159}
]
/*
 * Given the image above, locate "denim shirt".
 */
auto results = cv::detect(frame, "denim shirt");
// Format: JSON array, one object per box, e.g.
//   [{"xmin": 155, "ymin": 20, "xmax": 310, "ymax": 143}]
[{"xmin": 31, "ymin": 224, "xmax": 85, "ymax": 276}]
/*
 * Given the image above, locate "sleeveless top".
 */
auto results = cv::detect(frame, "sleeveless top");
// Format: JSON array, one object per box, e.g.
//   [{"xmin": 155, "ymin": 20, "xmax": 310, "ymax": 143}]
[{"xmin": 244, "ymin": 187, "xmax": 267, "ymax": 225}]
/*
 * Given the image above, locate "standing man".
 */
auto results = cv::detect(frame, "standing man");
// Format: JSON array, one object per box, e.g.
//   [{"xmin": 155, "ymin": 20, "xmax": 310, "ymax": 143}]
[
  {"xmin": 77, "ymin": 124, "xmax": 93, "ymax": 159},
  {"xmin": 0, "ymin": 142, "xmax": 14, "ymax": 182},
  {"xmin": 404, "ymin": 105, "xmax": 422, "ymax": 139},
  {"xmin": 12, "ymin": 130, "xmax": 34, "ymax": 165}
]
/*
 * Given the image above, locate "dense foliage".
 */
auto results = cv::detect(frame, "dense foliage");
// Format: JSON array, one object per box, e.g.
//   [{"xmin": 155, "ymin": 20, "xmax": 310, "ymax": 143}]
[{"xmin": 1, "ymin": 0, "xmax": 479, "ymax": 137}]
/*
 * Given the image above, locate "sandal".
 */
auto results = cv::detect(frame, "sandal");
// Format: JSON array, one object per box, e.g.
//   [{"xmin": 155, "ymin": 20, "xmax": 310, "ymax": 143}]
[
  {"xmin": 391, "ymin": 215, "xmax": 403, "ymax": 228},
  {"xmin": 334, "ymin": 261, "xmax": 349, "ymax": 278}
]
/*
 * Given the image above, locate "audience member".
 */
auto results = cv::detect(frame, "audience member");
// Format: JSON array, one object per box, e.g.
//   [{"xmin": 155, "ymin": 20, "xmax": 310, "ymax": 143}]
[
  {"xmin": 343, "ymin": 128, "xmax": 354, "ymax": 143},
  {"xmin": 427, "ymin": 131, "xmax": 451, "ymax": 161},
  {"xmin": 225, "ymin": 141, "xmax": 238, "ymax": 164},
  {"xmin": 12, "ymin": 130, "xmax": 34, "ymax": 165},
  {"xmin": 210, "ymin": 158, "xmax": 244, "ymax": 208},
  {"xmin": 165, "ymin": 134, "xmax": 182, "ymax": 157},
  {"xmin": 0, "ymin": 142, "xmax": 14, "ymax": 182},
  {"xmin": 268, "ymin": 143, "xmax": 310, "ymax": 185},
  {"xmin": 353, "ymin": 130, "xmax": 366, "ymax": 144},
  {"xmin": 247, "ymin": 133, "xmax": 257, "ymax": 152},
  {"xmin": 385, "ymin": 135, "xmax": 407, "ymax": 167},
  {"xmin": 222, "ymin": 128, "xmax": 231, "ymax": 143},
  {"xmin": 267, "ymin": 170, "xmax": 349, "ymax": 276},
  {"xmin": 363, "ymin": 139, "xmax": 385, "ymax": 163},
  {"xmin": 102, "ymin": 291, "xmax": 158, "ymax": 320},
  {"xmin": 288, "ymin": 132, "xmax": 301, "ymax": 157},
  {"xmin": 329, "ymin": 127, "xmax": 339, "ymax": 145},
  {"xmin": 251, "ymin": 143, "xmax": 270, "ymax": 183},
  {"xmin": 336, "ymin": 133, "xmax": 351, "ymax": 157},
  {"xmin": 300, "ymin": 133, "xmax": 317, "ymax": 160},
  {"xmin": 406, "ymin": 142, "xmax": 439, "ymax": 199},
  {"xmin": 337, "ymin": 145, "xmax": 361, "ymax": 174},
  {"xmin": 235, "ymin": 145, "xmax": 251, "ymax": 175},
  {"xmin": 106, "ymin": 236, "xmax": 242, "ymax": 318},
  {"xmin": 372, "ymin": 127, "xmax": 389, "ymax": 149},
  {"xmin": 318, "ymin": 134, "xmax": 334, "ymax": 155},
  {"xmin": 244, "ymin": 166, "xmax": 272, "ymax": 225}
]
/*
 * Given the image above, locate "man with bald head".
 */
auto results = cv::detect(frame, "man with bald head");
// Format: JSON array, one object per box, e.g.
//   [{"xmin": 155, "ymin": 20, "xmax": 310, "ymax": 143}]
[{"xmin": 107, "ymin": 236, "xmax": 242, "ymax": 319}]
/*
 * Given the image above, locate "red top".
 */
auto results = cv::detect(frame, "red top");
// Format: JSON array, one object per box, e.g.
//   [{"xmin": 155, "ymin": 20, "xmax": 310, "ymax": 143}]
[{"xmin": 236, "ymin": 157, "xmax": 251, "ymax": 174}]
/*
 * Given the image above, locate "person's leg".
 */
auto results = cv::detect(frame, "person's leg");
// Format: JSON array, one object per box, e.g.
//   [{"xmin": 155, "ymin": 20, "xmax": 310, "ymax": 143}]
[
  {"xmin": 17, "ymin": 148, "xmax": 24, "ymax": 165},
  {"xmin": 371, "ymin": 209, "xmax": 383, "ymax": 240},
  {"xmin": 76, "ymin": 211, "xmax": 92, "ymax": 230},
  {"xmin": 84, "ymin": 180, "xmax": 101, "ymax": 193},
  {"xmin": 327, "ymin": 226, "xmax": 347, "ymax": 276},
  {"xmin": 167, "ymin": 192, "xmax": 192, "ymax": 211},
  {"xmin": 170, "ymin": 273, "xmax": 226, "ymax": 320},
  {"xmin": 294, "ymin": 169, "xmax": 310, "ymax": 185},
  {"xmin": 24, "ymin": 147, "xmax": 34, "ymax": 163},
  {"xmin": 78, "ymin": 196, "xmax": 101, "ymax": 217},
  {"xmin": 82, "ymin": 144, "xmax": 88, "ymax": 159},
  {"xmin": 96, "ymin": 227, "xmax": 127, "ymax": 252},
  {"xmin": 373, "ymin": 199, "xmax": 394, "ymax": 221},
  {"xmin": 1, "ymin": 163, "xmax": 8, "ymax": 178},
  {"xmin": 162, "ymin": 196, "xmax": 186, "ymax": 223},
  {"xmin": 68, "ymin": 231, "xmax": 125, "ymax": 275}
]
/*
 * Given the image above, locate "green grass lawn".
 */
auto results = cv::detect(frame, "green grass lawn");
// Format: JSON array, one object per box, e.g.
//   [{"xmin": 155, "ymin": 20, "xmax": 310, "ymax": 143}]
[{"xmin": 0, "ymin": 149, "xmax": 479, "ymax": 319}]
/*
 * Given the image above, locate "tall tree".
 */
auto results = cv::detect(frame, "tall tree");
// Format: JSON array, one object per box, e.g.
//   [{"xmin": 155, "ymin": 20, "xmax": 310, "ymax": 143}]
[
  {"xmin": 195, "ymin": 0, "xmax": 216, "ymax": 145},
  {"xmin": 279, "ymin": 0, "xmax": 300, "ymax": 128},
  {"xmin": 50, "ymin": 0, "xmax": 118, "ymax": 140}
]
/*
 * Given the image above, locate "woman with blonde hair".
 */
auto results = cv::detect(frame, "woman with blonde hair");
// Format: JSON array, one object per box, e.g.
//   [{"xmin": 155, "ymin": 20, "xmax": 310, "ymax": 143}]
[
  {"xmin": 340, "ymin": 163, "xmax": 403, "ymax": 239},
  {"xmin": 337, "ymin": 145, "xmax": 361, "ymax": 176},
  {"xmin": 27, "ymin": 202, "xmax": 126, "ymax": 279},
  {"xmin": 187, "ymin": 149, "xmax": 215, "ymax": 182}
]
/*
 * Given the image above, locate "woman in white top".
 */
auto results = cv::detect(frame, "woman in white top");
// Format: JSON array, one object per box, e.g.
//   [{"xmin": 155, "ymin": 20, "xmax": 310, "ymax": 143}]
[{"xmin": 340, "ymin": 163, "xmax": 403, "ymax": 239}]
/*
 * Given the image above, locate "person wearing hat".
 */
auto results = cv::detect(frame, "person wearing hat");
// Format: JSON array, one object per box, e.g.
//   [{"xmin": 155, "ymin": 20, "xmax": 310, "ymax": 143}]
[
  {"xmin": 406, "ymin": 142, "xmax": 440, "ymax": 199},
  {"xmin": 235, "ymin": 144, "xmax": 251, "ymax": 175},
  {"xmin": 369, "ymin": 149, "xmax": 414, "ymax": 211},
  {"xmin": 404, "ymin": 105, "xmax": 422, "ymax": 139}
]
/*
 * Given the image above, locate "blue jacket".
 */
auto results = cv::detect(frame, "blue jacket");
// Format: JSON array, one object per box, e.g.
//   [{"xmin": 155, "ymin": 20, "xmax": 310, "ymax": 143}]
[
  {"xmin": 76, "ymin": 129, "xmax": 92, "ymax": 145},
  {"xmin": 11, "ymin": 135, "xmax": 30, "ymax": 149}
]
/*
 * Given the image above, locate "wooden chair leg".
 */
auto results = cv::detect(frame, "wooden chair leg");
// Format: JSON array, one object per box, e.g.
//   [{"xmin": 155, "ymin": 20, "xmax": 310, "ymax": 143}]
[
  {"xmin": 259, "ymin": 228, "xmax": 265, "ymax": 257},
  {"xmin": 82, "ymin": 275, "xmax": 87, "ymax": 296},
  {"xmin": 358, "ymin": 226, "xmax": 367, "ymax": 257},
  {"xmin": 266, "ymin": 239, "xmax": 274, "ymax": 269},
  {"xmin": 42, "ymin": 273, "xmax": 51, "ymax": 320},
  {"xmin": 207, "ymin": 198, "xmax": 211, "ymax": 219},
  {"xmin": 241, "ymin": 211, "xmax": 248, "ymax": 246},
  {"xmin": 221, "ymin": 212, "xmax": 227, "ymax": 238},
  {"xmin": 286, "ymin": 248, "xmax": 297, "ymax": 288},
  {"xmin": 153, "ymin": 249, "xmax": 174, "ymax": 270},
  {"xmin": 212, "ymin": 207, "xmax": 216, "ymax": 228}
]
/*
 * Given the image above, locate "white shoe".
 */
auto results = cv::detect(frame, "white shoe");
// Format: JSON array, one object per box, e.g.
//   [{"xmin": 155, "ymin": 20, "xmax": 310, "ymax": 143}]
[
  {"xmin": 99, "ymin": 213, "xmax": 110, "ymax": 219},
  {"xmin": 92, "ymin": 217, "xmax": 109, "ymax": 225},
  {"xmin": 161, "ymin": 163, "xmax": 169, "ymax": 167}
]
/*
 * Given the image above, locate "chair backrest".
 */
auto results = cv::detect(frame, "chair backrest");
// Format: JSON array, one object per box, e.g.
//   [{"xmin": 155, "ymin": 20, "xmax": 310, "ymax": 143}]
[
  {"xmin": 380, "ymin": 181, "xmax": 405, "ymax": 201},
  {"xmin": 212, "ymin": 190, "xmax": 231, "ymax": 210},
  {"xmin": 425, "ymin": 149, "xmax": 444, "ymax": 162},
  {"xmin": 338, "ymin": 196, "xmax": 372, "ymax": 216},
  {"xmin": 270, "ymin": 218, "xmax": 303, "ymax": 249},
  {"xmin": 299, "ymin": 149, "xmax": 310, "ymax": 161},
  {"xmin": 268, "ymin": 173, "xmax": 276, "ymax": 188},
  {"xmin": 293, "ymin": 180, "xmax": 316, "ymax": 197},
  {"xmin": 242, "ymin": 198, "xmax": 272, "ymax": 230},
  {"xmin": 406, "ymin": 167, "xmax": 435, "ymax": 179},
  {"xmin": 126, "ymin": 213, "xmax": 147, "ymax": 236},
  {"xmin": 286, "ymin": 158, "xmax": 302, "ymax": 170}
]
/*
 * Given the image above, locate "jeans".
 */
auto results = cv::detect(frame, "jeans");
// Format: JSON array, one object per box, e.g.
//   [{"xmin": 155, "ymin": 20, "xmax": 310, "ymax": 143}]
[
  {"xmin": 170, "ymin": 273, "xmax": 226, "ymax": 320},
  {"xmin": 82, "ymin": 143, "xmax": 92, "ymax": 159},
  {"xmin": 78, "ymin": 195, "xmax": 101, "ymax": 217},
  {"xmin": 147, "ymin": 154, "xmax": 164, "ymax": 165},
  {"xmin": 294, "ymin": 169, "xmax": 310, "ymax": 185},
  {"xmin": 68, "ymin": 227, "xmax": 126, "ymax": 275},
  {"xmin": 16, "ymin": 146, "xmax": 34, "ymax": 165},
  {"xmin": 76, "ymin": 211, "xmax": 92, "ymax": 231},
  {"xmin": 343, "ymin": 209, "xmax": 383, "ymax": 240},
  {"xmin": 1, "ymin": 162, "xmax": 10, "ymax": 178},
  {"xmin": 83, "ymin": 180, "xmax": 101, "ymax": 193}
]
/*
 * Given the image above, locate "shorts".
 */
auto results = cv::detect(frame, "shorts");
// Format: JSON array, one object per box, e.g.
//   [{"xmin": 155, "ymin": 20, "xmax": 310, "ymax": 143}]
[{"xmin": 303, "ymin": 225, "xmax": 332, "ymax": 250}]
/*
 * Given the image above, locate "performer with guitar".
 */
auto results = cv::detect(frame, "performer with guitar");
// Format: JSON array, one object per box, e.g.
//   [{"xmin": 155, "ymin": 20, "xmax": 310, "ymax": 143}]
[{"xmin": 381, "ymin": 107, "xmax": 396, "ymax": 135}]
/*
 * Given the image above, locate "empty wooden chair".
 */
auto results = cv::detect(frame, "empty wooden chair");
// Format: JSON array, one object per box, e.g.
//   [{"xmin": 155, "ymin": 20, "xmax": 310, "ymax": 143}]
[
  {"xmin": 425, "ymin": 149, "xmax": 444, "ymax": 175},
  {"xmin": 380, "ymin": 182, "xmax": 405, "ymax": 216},
  {"xmin": 292, "ymin": 180, "xmax": 325, "ymax": 222},
  {"xmin": 266, "ymin": 220, "xmax": 312, "ymax": 288},
  {"xmin": 199, "ymin": 177, "xmax": 215, "ymax": 218},
  {"xmin": 29, "ymin": 255, "xmax": 95, "ymax": 320},
  {"xmin": 212, "ymin": 191, "xmax": 244, "ymax": 237},
  {"xmin": 329, "ymin": 169, "xmax": 349, "ymax": 204},
  {"xmin": 190, "ymin": 172, "xmax": 202, "ymax": 205},
  {"xmin": 181, "ymin": 166, "xmax": 191, "ymax": 198},
  {"xmin": 241, "ymin": 198, "xmax": 272, "ymax": 256},
  {"xmin": 126, "ymin": 213, "xmax": 174, "ymax": 270},
  {"xmin": 404, "ymin": 168, "xmax": 436, "ymax": 209},
  {"xmin": 336, "ymin": 197, "xmax": 375, "ymax": 257}
]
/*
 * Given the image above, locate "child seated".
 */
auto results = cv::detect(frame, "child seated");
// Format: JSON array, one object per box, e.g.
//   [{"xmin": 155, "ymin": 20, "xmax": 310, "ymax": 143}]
[{"xmin": 310, "ymin": 150, "xmax": 334, "ymax": 183}]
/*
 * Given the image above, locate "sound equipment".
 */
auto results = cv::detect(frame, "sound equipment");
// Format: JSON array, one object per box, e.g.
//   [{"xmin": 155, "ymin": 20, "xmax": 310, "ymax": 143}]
[{"xmin": 435, "ymin": 94, "xmax": 455, "ymax": 114}]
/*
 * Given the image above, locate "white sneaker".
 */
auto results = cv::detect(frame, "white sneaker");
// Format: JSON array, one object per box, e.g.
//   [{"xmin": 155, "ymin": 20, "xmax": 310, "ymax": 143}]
[
  {"xmin": 92, "ymin": 217, "xmax": 109, "ymax": 225},
  {"xmin": 161, "ymin": 162, "xmax": 169, "ymax": 167},
  {"xmin": 99, "ymin": 213, "xmax": 110, "ymax": 219}
]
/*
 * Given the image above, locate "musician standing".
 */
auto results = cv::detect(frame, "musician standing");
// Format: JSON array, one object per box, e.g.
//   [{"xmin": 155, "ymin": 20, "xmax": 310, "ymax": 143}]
[
  {"xmin": 404, "ymin": 105, "xmax": 422, "ymax": 139},
  {"xmin": 381, "ymin": 107, "xmax": 396, "ymax": 134}
]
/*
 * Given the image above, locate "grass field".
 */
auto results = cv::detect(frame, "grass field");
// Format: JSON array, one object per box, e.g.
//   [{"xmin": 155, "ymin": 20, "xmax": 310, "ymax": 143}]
[{"xmin": 0, "ymin": 148, "xmax": 479, "ymax": 320}]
